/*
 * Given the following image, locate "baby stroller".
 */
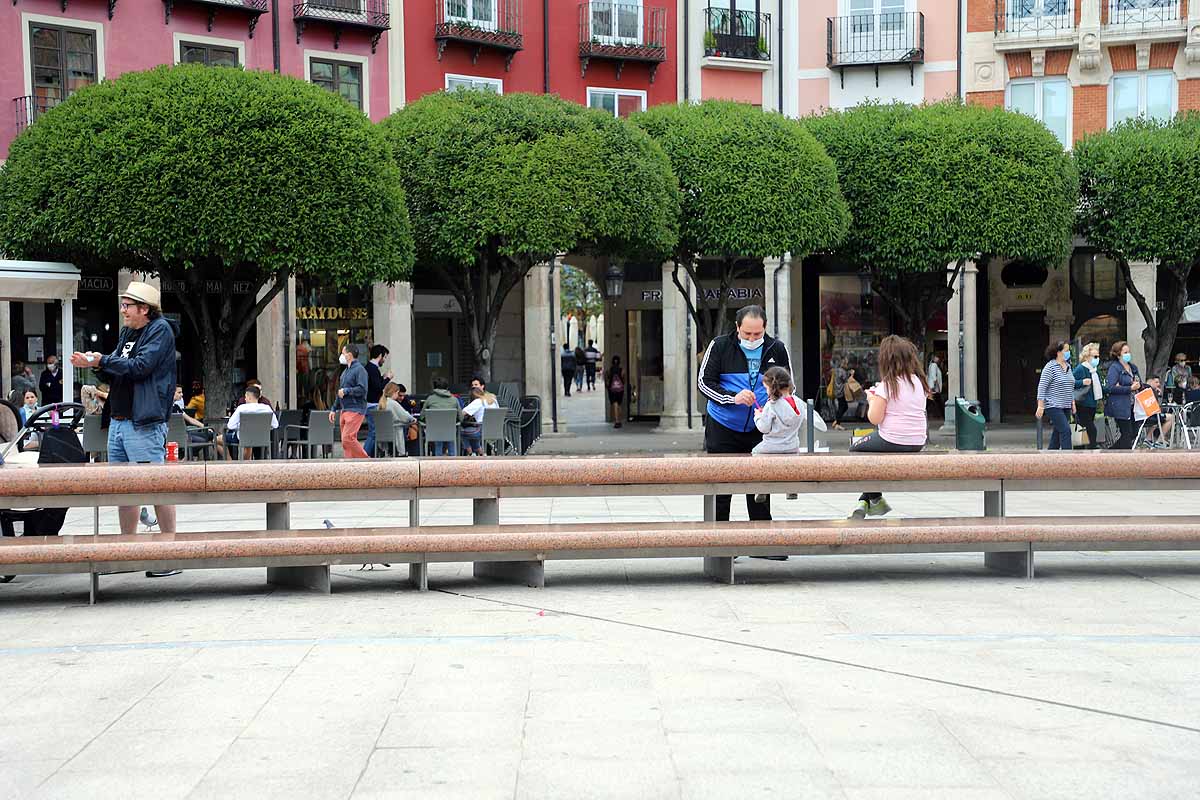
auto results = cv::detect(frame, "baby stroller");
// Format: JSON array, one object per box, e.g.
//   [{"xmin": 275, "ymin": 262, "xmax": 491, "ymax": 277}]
[{"xmin": 1, "ymin": 402, "xmax": 87, "ymax": 583}]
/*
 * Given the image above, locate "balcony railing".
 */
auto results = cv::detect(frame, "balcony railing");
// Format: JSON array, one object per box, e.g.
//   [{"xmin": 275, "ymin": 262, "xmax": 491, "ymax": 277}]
[
  {"xmin": 13, "ymin": 95, "xmax": 54, "ymax": 134},
  {"xmin": 294, "ymin": 0, "xmax": 390, "ymax": 52},
  {"xmin": 703, "ymin": 7, "xmax": 771, "ymax": 61},
  {"xmin": 1107, "ymin": 0, "xmax": 1182, "ymax": 30},
  {"xmin": 827, "ymin": 12, "xmax": 924, "ymax": 82},
  {"xmin": 995, "ymin": 0, "xmax": 1075, "ymax": 38},
  {"xmin": 163, "ymin": 0, "xmax": 269, "ymax": 38},
  {"xmin": 435, "ymin": 0, "xmax": 523, "ymax": 69},
  {"xmin": 579, "ymin": 3, "xmax": 667, "ymax": 81}
]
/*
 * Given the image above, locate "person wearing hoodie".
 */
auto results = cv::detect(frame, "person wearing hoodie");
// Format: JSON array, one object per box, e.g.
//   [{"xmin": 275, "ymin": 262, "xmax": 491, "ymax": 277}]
[
  {"xmin": 70, "ymin": 282, "xmax": 181, "ymax": 554},
  {"xmin": 420, "ymin": 376, "xmax": 462, "ymax": 455},
  {"xmin": 329, "ymin": 344, "xmax": 369, "ymax": 458},
  {"xmin": 698, "ymin": 305, "xmax": 791, "ymax": 523}
]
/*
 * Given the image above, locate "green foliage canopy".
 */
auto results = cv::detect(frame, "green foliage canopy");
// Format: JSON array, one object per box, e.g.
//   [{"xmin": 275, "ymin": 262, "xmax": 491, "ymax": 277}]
[
  {"xmin": 0, "ymin": 64, "xmax": 413, "ymax": 287},
  {"xmin": 633, "ymin": 99, "xmax": 849, "ymax": 262}
]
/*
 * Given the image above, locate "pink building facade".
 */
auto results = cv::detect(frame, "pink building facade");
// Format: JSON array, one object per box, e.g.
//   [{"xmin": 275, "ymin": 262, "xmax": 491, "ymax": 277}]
[{"xmin": 1, "ymin": 0, "xmax": 393, "ymax": 160}]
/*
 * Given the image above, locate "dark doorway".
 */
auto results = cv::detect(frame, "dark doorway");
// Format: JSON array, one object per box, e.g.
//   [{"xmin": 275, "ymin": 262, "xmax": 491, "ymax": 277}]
[{"xmin": 1000, "ymin": 311, "xmax": 1048, "ymax": 420}]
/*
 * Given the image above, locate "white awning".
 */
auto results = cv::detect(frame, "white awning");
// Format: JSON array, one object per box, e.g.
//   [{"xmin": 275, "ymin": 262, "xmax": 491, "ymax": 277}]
[
  {"xmin": 0, "ymin": 259, "xmax": 82, "ymax": 302},
  {"xmin": 1184, "ymin": 302, "xmax": 1200, "ymax": 324}
]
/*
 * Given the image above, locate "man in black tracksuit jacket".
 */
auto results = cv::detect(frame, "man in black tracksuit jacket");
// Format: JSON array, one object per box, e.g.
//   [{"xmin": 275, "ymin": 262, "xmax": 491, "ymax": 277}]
[{"xmin": 698, "ymin": 305, "xmax": 791, "ymax": 522}]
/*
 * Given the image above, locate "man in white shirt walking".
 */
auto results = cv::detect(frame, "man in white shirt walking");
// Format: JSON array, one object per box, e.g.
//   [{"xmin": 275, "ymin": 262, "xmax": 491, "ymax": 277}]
[
  {"xmin": 927, "ymin": 354, "xmax": 944, "ymax": 414},
  {"xmin": 216, "ymin": 385, "xmax": 278, "ymax": 460}
]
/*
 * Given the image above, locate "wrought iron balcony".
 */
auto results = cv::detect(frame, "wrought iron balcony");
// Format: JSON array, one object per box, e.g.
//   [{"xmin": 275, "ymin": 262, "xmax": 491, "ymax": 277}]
[
  {"xmin": 13, "ymin": 95, "xmax": 54, "ymax": 134},
  {"xmin": 294, "ymin": 0, "xmax": 390, "ymax": 52},
  {"xmin": 1106, "ymin": 0, "xmax": 1182, "ymax": 31},
  {"xmin": 827, "ymin": 12, "xmax": 924, "ymax": 85},
  {"xmin": 164, "ymin": 0, "xmax": 269, "ymax": 38},
  {"xmin": 703, "ymin": 7, "xmax": 771, "ymax": 61},
  {"xmin": 994, "ymin": 0, "xmax": 1075, "ymax": 39},
  {"xmin": 435, "ymin": 0, "xmax": 523, "ymax": 70},
  {"xmin": 579, "ymin": 3, "xmax": 667, "ymax": 82}
]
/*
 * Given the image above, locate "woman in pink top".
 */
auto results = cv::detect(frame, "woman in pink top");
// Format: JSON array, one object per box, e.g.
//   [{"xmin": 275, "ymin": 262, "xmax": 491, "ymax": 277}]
[{"xmin": 849, "ymin": 335, "xmax": 930, "ymax": 519}]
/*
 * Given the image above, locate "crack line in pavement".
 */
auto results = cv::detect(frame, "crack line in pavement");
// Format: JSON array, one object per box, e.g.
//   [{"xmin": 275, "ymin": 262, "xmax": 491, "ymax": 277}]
[{"xmin": 437, "ymin": 589, "xmax": 1200, "ymax": 736}]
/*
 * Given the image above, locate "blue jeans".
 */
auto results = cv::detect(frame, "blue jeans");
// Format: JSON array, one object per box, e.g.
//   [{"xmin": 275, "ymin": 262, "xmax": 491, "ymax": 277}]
[
  {"xmin": 430, "ymin": 440, "xmax": 457, "ymax": 456},
  {"xmin": 363, "ymin": 402, "xmax": 379, "ymax": 456},
  {"xmin": 108, "ymin": 419, "xmax": 168, "ymax": 464},
  {"xmin": 1045, "ymin": 407, "xmax": 1071, "ymax": 450}
]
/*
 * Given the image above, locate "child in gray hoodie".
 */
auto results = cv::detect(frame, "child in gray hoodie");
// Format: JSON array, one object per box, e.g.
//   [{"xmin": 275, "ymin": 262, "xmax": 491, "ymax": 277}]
[{"xmin": 752, "ymin": 366, "xmax": 825, "ymax": 503}]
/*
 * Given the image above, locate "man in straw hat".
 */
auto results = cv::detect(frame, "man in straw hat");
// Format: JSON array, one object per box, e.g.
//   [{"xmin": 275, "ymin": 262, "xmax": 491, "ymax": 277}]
[{"xmin": 71, "ymin": 282, "xmax": 182, "ymax": 557}]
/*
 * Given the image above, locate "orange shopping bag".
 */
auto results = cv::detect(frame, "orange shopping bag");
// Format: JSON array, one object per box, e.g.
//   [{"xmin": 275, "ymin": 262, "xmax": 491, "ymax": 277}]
[{"xmin": 1135, "ymin": 387, "xmax": 1161, "ymax": 418}]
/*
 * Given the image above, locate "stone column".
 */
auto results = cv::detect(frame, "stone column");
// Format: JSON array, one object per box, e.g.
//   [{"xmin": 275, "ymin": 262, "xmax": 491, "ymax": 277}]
[
  {"xmin": 255, "ymin": 289, "xmax": 286, "ymax": 406},
  {"xmin": 1126, "ymin": 260, "xmax": 1157, "ymax": 373},
  {"xmin": 940, "ymin": 261, "xmax": 979, "ymax": 433},
  {"xmin": 988, "ymin": 317, "xmax": 1002, "ymax": 421},
  {"xmin": 524, "ymin": 260, "xmax": 561, "ymax": 433},
  {"xmin": 373, "ymin": 281, "xmax": 414, "ymax": 391},
  {"xmin": 655, "ymin": 261, "xmax": 695, "ymax": 433},
  {"xmin": 0, "ymin": 301, "xmax": 11, "ymax": 400},
  {"xmin": 762, "ymin": 255, "xmax": 791, "ymax": 353}
]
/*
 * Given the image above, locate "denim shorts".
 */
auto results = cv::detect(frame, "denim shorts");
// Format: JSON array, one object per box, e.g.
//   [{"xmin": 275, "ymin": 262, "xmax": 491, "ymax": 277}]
[{"xmin": 108, "ymin": 419, "xmax": 168, "ymax": 464}]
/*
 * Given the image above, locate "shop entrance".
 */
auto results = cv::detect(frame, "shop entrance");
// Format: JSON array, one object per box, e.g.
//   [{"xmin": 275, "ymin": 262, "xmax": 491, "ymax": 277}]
[
  {"xmin": 626, "ymin": 309, "xmax": 663, "ymax": 419},
  {"xmin": 1000, "ymin": 310, "xmax": 1047, "ymax": 420},
  {"xmin": 294, "ymin": 278, "xmax": 373, "ymax": 411}
]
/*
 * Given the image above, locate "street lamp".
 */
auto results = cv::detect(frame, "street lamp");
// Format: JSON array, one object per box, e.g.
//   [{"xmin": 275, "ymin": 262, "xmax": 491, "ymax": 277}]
[{"xmin": 605, "ymin": 263, "xmax": 625, "ymax": 298}]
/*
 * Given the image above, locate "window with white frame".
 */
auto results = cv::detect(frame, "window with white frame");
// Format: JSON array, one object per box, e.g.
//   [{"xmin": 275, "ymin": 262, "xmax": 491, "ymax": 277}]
[
  {"xmin": 29, "ymin": 23, "xmax": 97, "ymax": 114},
  {"xmin": 310, "ymin": 58, "xmax": 363, "ymax": 110},
  {"xmin": 445, "ymin": 0, "xmax": 497, "ymax": 30},
  {"xmin": 587, "ymin": 87, "xmax": 645, "ymax": 118},
  {"xmin": 445, "ymin": 74, "xmax": 502, "ymax": 93},
  {"xmin": 1110, "ymin": 71, "xmax": 1174, "ymax": 127},
  {"xmin": 591, "ymin": 0, "xmax": 642, "ymax": 46},
  {"xmin": 1007, "ymin": 78, "xmax": 1070, "ymax": 147}
]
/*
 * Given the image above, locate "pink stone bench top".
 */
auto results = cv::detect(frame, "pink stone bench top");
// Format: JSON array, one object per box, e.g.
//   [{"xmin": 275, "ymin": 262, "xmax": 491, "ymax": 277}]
[
  {"xmin": 1, "ymin": 516, "xmax": 1198, "ymax": 565},
  {"xmin": 2, "ymin": 451, "xmax": 1199, "ymax": 498}
]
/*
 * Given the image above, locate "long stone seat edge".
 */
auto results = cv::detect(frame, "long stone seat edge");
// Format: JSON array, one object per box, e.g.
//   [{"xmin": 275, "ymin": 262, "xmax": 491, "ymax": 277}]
[
  {"xmin": 5, "ymin": 452, "xmax": 1200, "ymax": 498},
  {"xmin": 3, "ymin": 519, "xmax": 1200, "ymax": 565}
]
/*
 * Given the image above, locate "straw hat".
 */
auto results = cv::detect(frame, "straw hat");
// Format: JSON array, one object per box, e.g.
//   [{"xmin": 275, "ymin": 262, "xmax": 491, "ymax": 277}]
[{"xmin": 120, "ymin": 281, "xmax": 161, "ymax": 310}]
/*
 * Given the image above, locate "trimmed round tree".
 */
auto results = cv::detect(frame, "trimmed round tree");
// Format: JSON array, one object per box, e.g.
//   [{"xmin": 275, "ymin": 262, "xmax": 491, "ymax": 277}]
[
  {"xmin": 1075, "ymin": 113, "xmax": 1200, "ymax": 378},
  {"xmin": 379, "ymin": 90, "xmax": 678, "ymax": 382},
  {"xmin": 632, "ymin": 99, "xmax": 850, "ymax": 348},
  {"xmin": 0, "ymin": 64, "xmax": 414, "ymax": 415},
  {"xmin": 805, "ymin": 100, "xmax": 1077, "ymax": 349}
]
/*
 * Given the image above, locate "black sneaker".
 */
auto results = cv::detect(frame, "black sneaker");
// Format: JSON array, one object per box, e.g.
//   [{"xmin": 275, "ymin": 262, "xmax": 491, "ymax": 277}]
[
  {"xmin": 750, "ymin": 555, "xmax": 789, "ymax": 562},
  {"xmin": 145, "ymin": 570, "xmax": 182, "ymax": 578}
]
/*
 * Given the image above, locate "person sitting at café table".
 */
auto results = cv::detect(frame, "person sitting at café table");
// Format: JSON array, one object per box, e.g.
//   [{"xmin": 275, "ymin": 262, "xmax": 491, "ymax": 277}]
[{"xmin": 216, "ymin": 385, "xmax": 278, "ymax": 460}]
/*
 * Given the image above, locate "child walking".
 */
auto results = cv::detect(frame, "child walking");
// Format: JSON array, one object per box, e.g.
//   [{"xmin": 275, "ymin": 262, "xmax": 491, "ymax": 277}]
[{"xmin": 752, "ymin": 366, "xmax": 825, "ymax": 504}]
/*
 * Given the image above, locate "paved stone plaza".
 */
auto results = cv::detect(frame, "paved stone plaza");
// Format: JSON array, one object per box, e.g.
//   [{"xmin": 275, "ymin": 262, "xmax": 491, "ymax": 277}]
[{"xmin": 1, "ymin": 486, "xmax": 1199, "ymax": 799}]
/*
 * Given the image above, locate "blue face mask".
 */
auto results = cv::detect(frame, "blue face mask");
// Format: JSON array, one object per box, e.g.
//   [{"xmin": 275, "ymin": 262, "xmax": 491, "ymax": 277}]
[
  {"xmin": 1122, "ymin": 353, "xmax": 1133, "ymax": 363},
  {"xmin": 1062, "ymin": 349, "xmax": 1070, "ymax": 361},
  {"xmin": 1090, "ymin": 357, "xmax": 1100, "ymax": 368}
]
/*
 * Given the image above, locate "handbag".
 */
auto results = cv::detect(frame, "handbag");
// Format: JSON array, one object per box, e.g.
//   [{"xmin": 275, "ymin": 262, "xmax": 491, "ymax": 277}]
[
  {"xmin": 825, "ymin": 373, "xmax": 836, "ymax": 399},
  {"xmin": 844, "ymin": 376, "xmax": 862, "ymax": 402},
  {"xmin": 1071, "ymin": 424, "xmax": 1089, "ymax": 448}
]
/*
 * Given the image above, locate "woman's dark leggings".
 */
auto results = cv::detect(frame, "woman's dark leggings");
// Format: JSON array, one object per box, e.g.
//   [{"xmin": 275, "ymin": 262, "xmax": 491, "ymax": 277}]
[
  {"xmin": 1113, "ymin": 417, "xmax": 1136, "ymax": 450},
  {"xmin": 1075, "ymin": 406, "xmax": 1098, "ymax": 449},
  {"xmin": 850, "ymin": 431, "xmax": 924, "ymax": 502},
  {"xmin": 1045, "ymin": 407, "xmax": 1071, "ymax": 451}
]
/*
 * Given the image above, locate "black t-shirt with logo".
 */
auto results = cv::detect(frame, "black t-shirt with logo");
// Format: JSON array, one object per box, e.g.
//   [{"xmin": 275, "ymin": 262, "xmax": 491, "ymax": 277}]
[{"xmin": 106, "ymin": 327, "xmax": 144, "ymax": 420}]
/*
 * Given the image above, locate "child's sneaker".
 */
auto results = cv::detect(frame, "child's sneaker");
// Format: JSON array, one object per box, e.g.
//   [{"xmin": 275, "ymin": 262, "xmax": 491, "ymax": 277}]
[
  {"xmin": 849, "ymin": 500, "xmax": 869, "ymax": 519},
  {"xmin": 867, "ymin": 498, "xmax": 892, "ymax": 517},
  {"xmin": 753, "ymin": 493, "xmax": 769, "ymax": 504}
]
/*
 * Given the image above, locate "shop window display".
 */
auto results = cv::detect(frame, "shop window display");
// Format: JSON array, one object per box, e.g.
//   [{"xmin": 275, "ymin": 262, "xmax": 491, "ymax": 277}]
[{"xmin": 295, "ymin": 278, "xmax": 373, "ymax": 411}]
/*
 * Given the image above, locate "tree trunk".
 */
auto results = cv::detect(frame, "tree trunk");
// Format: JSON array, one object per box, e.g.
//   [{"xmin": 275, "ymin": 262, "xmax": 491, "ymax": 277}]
[
  {"xmin": 167, "ymin": 264, "xmax": 287, "ymax": 420},
  {"xmin": 871, "ymin": 262, "xmax": 965, "ymax": 354},
  {"xmin": 1125, "ymin": 260, "xmax": 1193, "ymax": 380},
  {"xmin": 435, "ymin": 248, "xmax": 532, "ymax": 385}
]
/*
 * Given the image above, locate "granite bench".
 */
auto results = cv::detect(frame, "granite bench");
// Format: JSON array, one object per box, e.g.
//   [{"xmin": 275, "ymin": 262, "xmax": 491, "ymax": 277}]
[
  {"xmin": 3, "ymin": 452, "xmax": 1200, "ymax": 601},
  {"xmin": 3, "ymin": 516, "xmax": 1199, "ymax": 603}
]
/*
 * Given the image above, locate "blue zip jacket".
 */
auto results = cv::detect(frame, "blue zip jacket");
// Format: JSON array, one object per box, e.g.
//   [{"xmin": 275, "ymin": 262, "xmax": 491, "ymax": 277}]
[
  {"xmin": 335, "ymin": 359, "xmax": 369, "ymax": 414},
  {"xmin": 698, "ymin": 331, "xmax": 791, "ymax": 433},
  {"xmin": 98, "ymin": 315, "xmax": 179, "ymax": 426},
  {"xmin": 1105, "ymin": 360, "xmax": 1141, "ymax": 420}
]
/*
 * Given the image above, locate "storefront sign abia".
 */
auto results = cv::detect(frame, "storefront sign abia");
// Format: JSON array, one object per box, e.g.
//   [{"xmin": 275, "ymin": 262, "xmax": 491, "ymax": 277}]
[
  {"xmin": 640, "ymin": 287, "xmax": 765, "ymax": 303},
  {"xmin": 295, "ymin": 306, "xmax": 369, "ymax": 321}
]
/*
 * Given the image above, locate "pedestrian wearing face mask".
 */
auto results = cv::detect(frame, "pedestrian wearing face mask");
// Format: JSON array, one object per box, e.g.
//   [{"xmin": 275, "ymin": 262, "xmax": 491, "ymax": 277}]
[
  {"xmin": 39, "ymin": 355, "xmax": 63, "ymax": 404},
  {"xmin": 329, "ymin": 344, "xmax": 369, "ymax": 459},
  {"xmin": 1036, "ymin": 341, "xmax": 1076, "ymax": 451},
  {"xmin": 1106, "ymin": 340, "xmax": 1141, "ymax": 450},
  {"xmin": 698, "ymin": 305, "xmax": 791, "ymax": 526},
  {"xmin": 1072, "ymin": 342, "xmax": 1103, "ymax": 449}
]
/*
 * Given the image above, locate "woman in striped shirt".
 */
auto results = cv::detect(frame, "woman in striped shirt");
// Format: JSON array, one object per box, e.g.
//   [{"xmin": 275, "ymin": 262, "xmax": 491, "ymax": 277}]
[{"xmin": 1036, "ymin": 341, "xmax": 1077, "ymax": 450}]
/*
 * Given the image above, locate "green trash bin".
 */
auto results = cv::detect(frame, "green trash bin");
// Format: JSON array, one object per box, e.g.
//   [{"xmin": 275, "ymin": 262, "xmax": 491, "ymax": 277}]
[{"xmin": 955, "ymin": 398, "xmax": 986, "ymax": 451}]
